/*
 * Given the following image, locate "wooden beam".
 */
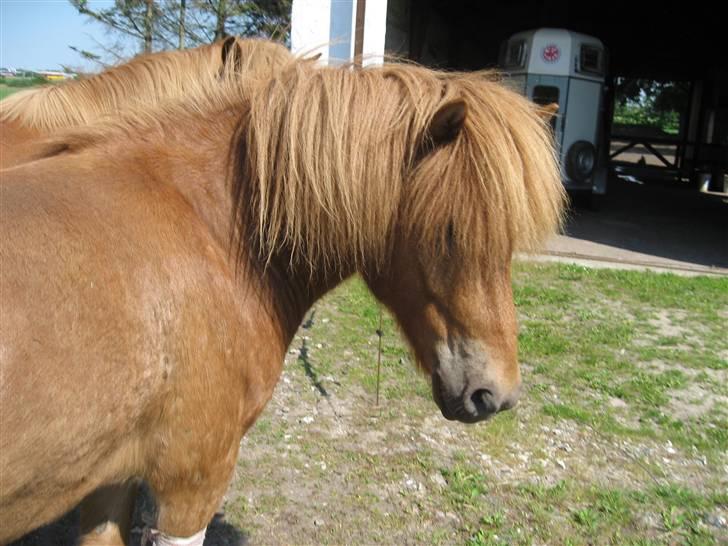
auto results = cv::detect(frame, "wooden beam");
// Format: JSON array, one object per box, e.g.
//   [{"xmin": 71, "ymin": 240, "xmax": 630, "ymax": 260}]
[{"xmin": 353, "ymin": 0, "xmax": 367, "ymax": 67}]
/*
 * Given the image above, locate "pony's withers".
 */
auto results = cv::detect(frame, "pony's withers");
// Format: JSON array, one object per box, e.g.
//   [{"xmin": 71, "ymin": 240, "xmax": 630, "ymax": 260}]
[{"xmin": 0, "ymin": 37, "xmax": 292, "ymax": 169}]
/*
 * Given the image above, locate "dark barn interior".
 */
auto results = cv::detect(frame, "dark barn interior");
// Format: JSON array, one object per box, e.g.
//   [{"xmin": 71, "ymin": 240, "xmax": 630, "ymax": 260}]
[
  {"xmin": 403, "ymin": 0, "xmax": 725, "ymax": 79},
  {"xmin": 384, "ymin": 0, "xmax": 727, "ymax": 269},
  {"xmin": 395, "ymin": 0, "xmax": 728, "ymax": 162}
]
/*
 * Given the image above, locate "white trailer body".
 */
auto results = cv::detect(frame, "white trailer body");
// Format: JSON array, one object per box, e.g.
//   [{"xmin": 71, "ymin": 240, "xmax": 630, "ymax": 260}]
[{"xmin": 501, "ymin": 28, "xmax": 608, "ymax": 195}]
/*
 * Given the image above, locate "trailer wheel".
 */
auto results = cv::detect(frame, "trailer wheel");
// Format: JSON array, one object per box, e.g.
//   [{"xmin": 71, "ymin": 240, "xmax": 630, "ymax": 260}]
[{"xmin": 565, "ymin": 140, "xmax": 596, "ymax": 183}]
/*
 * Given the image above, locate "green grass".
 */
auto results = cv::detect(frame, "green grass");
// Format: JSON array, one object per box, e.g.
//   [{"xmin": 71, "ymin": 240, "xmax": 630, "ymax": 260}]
[
  {"xmin": 0, "ymin": 84, "xmax": 23, "ymax": 100},
  {"xmin": 0, "ymin": 77, "xmax": 49, "ymax": 100},
  {"xmin": 223, "ymin": 261, "xmax": 727, "ymax": 545},
  {"xmin": 510, "ymin": 263, "xmax": 728, "ymax": 454},
  {"xmin": 445, "ymin": 467, "xmax": 724, "ymax": 546},
  {"xmin": 321, "ymin": 262, "xmax": 727, "ymax": 454}
]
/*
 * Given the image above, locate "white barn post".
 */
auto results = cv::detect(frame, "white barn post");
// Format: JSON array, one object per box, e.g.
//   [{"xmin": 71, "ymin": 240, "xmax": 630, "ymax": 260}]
[{"xmin": 291, "ymin": 0, "xmax": 389, "ymax": 66}]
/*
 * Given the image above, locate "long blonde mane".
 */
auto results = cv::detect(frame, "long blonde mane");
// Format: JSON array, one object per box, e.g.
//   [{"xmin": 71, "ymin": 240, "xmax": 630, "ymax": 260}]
[
  {"xmin": 232, "ymin": 61, "xmax": 565, "ymax": 271},
  {"xmin": 31, "ymin": 55, "xmax": 564, "ymax": 273},
  {"xmin": 0, "ymin": 38, "xmax": 291, "ymax": 131}
]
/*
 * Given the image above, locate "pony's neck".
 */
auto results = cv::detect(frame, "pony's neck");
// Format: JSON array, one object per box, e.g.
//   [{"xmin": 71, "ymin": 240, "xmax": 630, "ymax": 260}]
[
  {"xmin": 163, "ymin": 112, "xmax": 241, "ymax": 250},
  {"xmin": 257, "ymin": 258, "xmax": 355, "ymax": 344},
  {"xmin": 162, "ymin": 113, "xmax": 354, "ymax": 348}
]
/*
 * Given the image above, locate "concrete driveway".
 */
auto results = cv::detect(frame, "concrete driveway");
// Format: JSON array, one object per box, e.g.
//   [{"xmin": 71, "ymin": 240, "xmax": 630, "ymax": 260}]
[{"xmin": 538, "ymin": 176, "xmax": 728, "ymax": 276}]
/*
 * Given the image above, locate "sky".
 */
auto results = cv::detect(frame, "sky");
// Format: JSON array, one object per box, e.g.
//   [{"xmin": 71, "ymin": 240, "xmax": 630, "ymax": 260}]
[{"xmin": 0, "ymin": 0, "xmax": 136, "ymax": 72}]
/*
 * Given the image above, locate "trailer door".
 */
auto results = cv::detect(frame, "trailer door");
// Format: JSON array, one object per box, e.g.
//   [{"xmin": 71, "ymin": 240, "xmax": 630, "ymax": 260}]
[{"xmin": 526, "ymin": 75, "xmax": 568, "ymax": 151}]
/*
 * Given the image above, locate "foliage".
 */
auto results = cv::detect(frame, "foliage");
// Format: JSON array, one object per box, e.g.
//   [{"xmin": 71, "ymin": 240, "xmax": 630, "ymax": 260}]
[
  {"xmin": 613, "ymin": 78, "xmax": 689, "ymax": 136},
  {"xmin": 69, "ymin": 0, "xmax": 291, "ymax": 62},
  {"xmin": 0, "ymin": 76, "xmax": 48, "ymax": 88},
  {"xmin": 614, "ymin": 104, "xmax": 681, "ymax": 135}
]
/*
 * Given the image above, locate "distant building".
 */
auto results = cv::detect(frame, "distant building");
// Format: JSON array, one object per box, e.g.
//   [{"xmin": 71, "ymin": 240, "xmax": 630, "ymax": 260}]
[{"xmin": 35, "ymin": 70, "xmax": 76, "ymax": 81}]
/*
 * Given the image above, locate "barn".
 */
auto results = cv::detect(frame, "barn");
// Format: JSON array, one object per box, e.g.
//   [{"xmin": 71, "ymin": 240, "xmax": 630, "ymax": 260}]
[{"xmin": 291, "ymin": 0, "xmax": 727, "ymax": 272}]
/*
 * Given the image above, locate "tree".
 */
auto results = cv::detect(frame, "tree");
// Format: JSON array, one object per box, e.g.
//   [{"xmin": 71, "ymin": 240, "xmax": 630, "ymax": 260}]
[
  {"xmin": 70, "ymin": 0, "xmax": 291, "ymax": 60},
  {"xmin": 178, "ymin": 0, "xmax": 186, "ymax": 49},
  {"xmin": 70, "ymin": 0, "xmax": 165, "ymax": 54},
  {"xmin": 613, "ymin": 78, "xmax": 690, "ymax": 136},
  {"xmin": 159, "ymin": 1, "xmax": 292, "ymax": 45}
]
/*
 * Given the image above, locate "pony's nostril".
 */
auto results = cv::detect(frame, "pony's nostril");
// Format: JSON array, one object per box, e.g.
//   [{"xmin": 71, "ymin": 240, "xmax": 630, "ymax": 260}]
[{"xmin": 470, "ymin": 388, "xmax": 497, "ymax": 416}]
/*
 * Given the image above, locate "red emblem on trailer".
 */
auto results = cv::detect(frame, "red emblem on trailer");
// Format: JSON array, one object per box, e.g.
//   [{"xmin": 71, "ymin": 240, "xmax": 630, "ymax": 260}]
[{"xmin": 542, "ymin": 44, "xmax": 560, "ymax": 63}]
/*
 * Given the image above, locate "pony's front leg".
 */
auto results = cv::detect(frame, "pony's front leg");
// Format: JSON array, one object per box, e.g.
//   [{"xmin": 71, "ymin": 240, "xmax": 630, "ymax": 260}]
[
  {"xmin": 144, "ymin": 457, "xmax": 236, "ymax": 546},
  {"xmin": 141, "ymin": 321, "xmax": 284, "ymax": 545},
  {"xmin": 78, "ymin": 481, "xmax": 139, "ymax": 546}
]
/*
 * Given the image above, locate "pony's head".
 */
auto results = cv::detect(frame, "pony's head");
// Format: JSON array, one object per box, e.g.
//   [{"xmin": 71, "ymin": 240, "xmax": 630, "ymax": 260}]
[
  {"xmin": 233, "ymin": 62, "xmax": 565, "ymax": 423},
  {"xmin": 364, "ymin": 99, "xmax": 522, "ymax": 420}
]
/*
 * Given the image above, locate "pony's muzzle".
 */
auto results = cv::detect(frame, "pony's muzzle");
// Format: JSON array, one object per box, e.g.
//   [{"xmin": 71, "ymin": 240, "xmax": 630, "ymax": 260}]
[{"xmin": 433, "ymin": 372, "xmax": 521, "ymax": 423}]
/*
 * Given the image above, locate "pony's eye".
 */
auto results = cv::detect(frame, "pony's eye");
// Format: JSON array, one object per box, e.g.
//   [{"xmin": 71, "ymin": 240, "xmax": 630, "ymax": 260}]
[{"xmin": 446, "ymin": 221, "xmax": 455, "ymax": 252}]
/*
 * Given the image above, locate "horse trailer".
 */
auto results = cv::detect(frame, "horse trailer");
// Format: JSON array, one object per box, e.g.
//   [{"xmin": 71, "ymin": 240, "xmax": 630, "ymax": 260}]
[{"xmin": 500, "ymin": 28, "xmax": 608, "ymax": 201}]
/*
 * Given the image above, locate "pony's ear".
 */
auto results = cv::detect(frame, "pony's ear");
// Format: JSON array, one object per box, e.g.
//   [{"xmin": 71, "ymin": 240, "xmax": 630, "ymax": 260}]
[
  {"xmin": 221, "ymin": 36, "xmax": 242, "ymax": 74},
  {"xmin": 304, "ymin": 52, "xmax": 322, "ymax": 62},
  {"xmin": 537, "ymin": 102, "xmax": 559, "ymax": 122},
  {"xmin": 427, "ymin": 100, "xmax": 467, "ymax": 145}
]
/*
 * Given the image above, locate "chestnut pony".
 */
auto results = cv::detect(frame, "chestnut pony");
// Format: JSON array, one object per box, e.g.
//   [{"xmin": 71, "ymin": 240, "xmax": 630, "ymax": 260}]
[
  {"xmin": 0, "ymin": 37, "xmax": 291, "ymax": 169},
  {"xmin": 0, "ymin": 59, "xmax": 564, "ymax": 544}
]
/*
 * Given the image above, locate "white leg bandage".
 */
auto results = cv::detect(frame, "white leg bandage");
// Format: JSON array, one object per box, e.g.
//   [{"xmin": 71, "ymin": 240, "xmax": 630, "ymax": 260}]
[{"xmin": 143, "ymin": 527, "xmax": 207, "ymax": 546}]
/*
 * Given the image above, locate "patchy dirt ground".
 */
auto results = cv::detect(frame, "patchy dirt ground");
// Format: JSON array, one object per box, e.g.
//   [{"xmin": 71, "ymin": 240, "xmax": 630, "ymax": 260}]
[{"xmin": 11, "ymin": 263, "xmax": 728, "ymax": 545}]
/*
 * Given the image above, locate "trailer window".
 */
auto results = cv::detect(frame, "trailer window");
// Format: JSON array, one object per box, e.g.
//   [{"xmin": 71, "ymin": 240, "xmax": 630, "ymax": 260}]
[
  {"xmin": 532, "ymin": 86, "xmax": 559, "ymax": 132},
  {"xmin": 504, "ymin": 40, "xmax": 527, "ymax": 69},
  {"xmin": 579, "ymin": 45, "xmax": 603, "ymax": 76}
]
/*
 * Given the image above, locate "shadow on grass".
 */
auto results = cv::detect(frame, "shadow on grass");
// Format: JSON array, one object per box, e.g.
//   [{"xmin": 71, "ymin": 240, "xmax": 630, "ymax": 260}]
[
  {"xmin": 9, "ymin": 484, "xmax": 250, "ymax": 546},
  {"xmin": 298, "ymin": 338, "xmax": 329, "ymax": 399},
  {"xmin": 297, "ymin": 311, "xmax": 330, "ymax": 399}
]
